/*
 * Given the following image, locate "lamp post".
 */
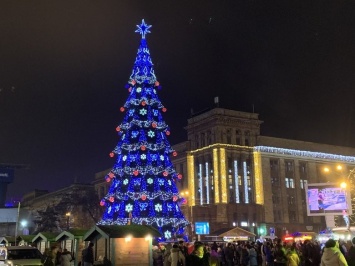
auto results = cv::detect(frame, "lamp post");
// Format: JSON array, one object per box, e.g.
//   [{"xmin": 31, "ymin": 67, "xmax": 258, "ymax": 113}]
[
  {"xmin": 14, "ymin": 201, "xmax": 20, "ymax": 246},
  {"xmin": 65, "ymin": 212, "xmax": 70, "ymax": 231}
]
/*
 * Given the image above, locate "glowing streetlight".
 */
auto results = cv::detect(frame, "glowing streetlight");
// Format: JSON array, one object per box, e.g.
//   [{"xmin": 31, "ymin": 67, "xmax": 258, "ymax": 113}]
[{"xmin": 65, "ymin": 212, "xmax": 71, "ymax": 230}]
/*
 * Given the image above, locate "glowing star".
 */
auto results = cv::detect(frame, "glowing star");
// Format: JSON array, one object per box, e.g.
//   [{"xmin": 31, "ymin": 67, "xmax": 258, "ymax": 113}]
[
  {"xmin": 164, "ymin": 230, "xmax": 172, "ymax": 239},
  {"xmin": 129, "ymin": 109, "xmax": 135, "ymax": 116},
  {"xmin": 137, "ymin": 87, "xmax": 142, "ymax": 93},
  {"xmin": 160, "ymin": 155, "xmax": 164, "ymax": 161},
  {"xmin": 123, "ymin": 179, "xmax": 129, "ymax": 185},
  {"xmin": 147, "ymin": 178, "xmax": 153, "ymax": 184},
  {"xmin": 155, "ymin": 203, "xmax": 162, "ymax": 212},
  {"xmin": 139, "ymin": 108, "xmax": 147, "ymax": 115},
  {"xmin": 125, "ymin": 204, "xmax": 133, "ymax": 212},
  {"xmin": 140, "ymin": 154, "xmax": 147, "ymax": 160},
  {"xmin": 123, "ymin": 155, "xmax": 127, "ymax": 161},
  {"xmin": 135, "ymin": 19, "xmax": 152, "ymax": 39},
  {"xmin": 148, "ymin": 130, "xmax": 155, "ymax": 138}
]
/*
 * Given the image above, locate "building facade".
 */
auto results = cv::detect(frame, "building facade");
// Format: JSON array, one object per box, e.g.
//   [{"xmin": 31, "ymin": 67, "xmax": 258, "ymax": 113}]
[{"xmin": 169, "ymin": 107, "xmax": 355, "ymax": 239}]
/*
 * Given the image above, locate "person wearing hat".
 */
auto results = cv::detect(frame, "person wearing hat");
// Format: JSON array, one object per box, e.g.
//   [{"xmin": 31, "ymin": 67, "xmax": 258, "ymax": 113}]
[
  {"xmin": 347, "ymin": 237, "xmax": 355, "ymax": 266},
  {"xmin": 321, "ymin": 239, "xmax": 348, "ymax": 266}
]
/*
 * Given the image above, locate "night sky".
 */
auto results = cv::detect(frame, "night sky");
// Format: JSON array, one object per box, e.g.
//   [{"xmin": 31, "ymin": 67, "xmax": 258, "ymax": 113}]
[{"xmin": 1, "ymin": 1, "xmax": 355, "ymax": 201}]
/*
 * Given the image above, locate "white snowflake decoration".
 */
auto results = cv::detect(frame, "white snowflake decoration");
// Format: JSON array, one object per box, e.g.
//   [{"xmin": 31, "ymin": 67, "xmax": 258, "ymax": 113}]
[
  {"xmin": 125, "ymin": 203, "xmax": 133, "ymax": 212},
  {"xmin": 123, "ymin": 155, "xmax": 127, "ymax": 161},
  {"xmin": 134, "ymin": 179, "xmax": 141, "ymax": 186},
  {"xmin": 167, "ymin": 203, "xmax": 173, "ymax": 211},
  {"xmin": 168, "ymin": 180, "xmax": 172, "ymax": 186},
  {"xmin": 164, "ymin": 230, "xmax": 172, "ymax": 239},
  {"xmin": 151, "ymin": 154, "xmax": 157, "ymax": 161},
  {"xmin": 158, "ymin": 179, "xmax": 164, "ymax": 186},
  {"xmin": 137, "ymin": 87, "xmax": 142, "ymax": 93},
  {"xmin": 147, "ymin": 178, "xmax": 153, "ymax": 184},
  {"xmin": 129, "ymin": 109, "xmax": 135, "ymax": 116},
  {"xmin": 123, "ymin": 179, "xmax": 129, "ymax": 185},
  {"xmin": 140, "ymin": 154, "xmax": 146, "ymax": 160},
  {"xmin": 155, "ymin": 203, "xmax": 162, "ymax": 212},
  {"xmin": 139, "ymin": 108, "xmax": 147, "ymax": 115},
  {"xmin": 160, "ymin": 155, "xmax": 164, "ymax": 161},
  {"xmin": 148, "ymin": 130, "xmax": 155, "ymax": 138},
  {"xmin": 153, "ymin": 110, "xmax": 158, "ymax": 116},
  {"xmin": 107, "ymin": 206, "xmax": 112, "ymax": 214}
]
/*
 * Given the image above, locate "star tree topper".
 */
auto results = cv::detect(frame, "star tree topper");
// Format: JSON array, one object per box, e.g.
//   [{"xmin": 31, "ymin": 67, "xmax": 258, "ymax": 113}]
[{"xmin": 135, "ymin": 19, "xmax": 152, "ymax": 39}]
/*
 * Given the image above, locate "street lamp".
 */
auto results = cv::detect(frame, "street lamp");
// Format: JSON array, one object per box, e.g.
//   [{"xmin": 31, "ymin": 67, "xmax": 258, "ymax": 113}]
[{"xmin": 65, "ymin": 212, "xmax": 70, "ymax": 231}]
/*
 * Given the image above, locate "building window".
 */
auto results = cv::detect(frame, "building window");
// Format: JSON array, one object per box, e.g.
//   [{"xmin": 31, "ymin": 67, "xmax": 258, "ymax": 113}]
[
  {"xmin": 285, "ymin": 178, "xmax": 295, "ymax": 189},
  {"xmin": 270, "ymin": 159, "xmax": 279, "ymax": 171},
  {"xmin": 236, "ymin": 130, "xmax": 241, "ymax": 145},
  {"xmin": 195, "ymin": 135, "xmax": 199, "ymax": 148},
  {"xmin": 289, "ymin": 211, "xmax": 297, "ymax": 222},
  {"xmin": 226, "ymin": 129, "xmax": 232, "ymax": 144},
  {"xmin": 285, "ymin": 160, "xmax": 294, "ymax": 173},
  {"xmin": 300, "ymin": 179, "xmax": 307, "ymax": 189},
  {"xmin": 245, "ymin": 131, "xmax": 250, "ymax": 146},
  {"xmin": 288, "ymin": 195, "xmax": 295, "ymax": 205},
  {"xmin": 207, "ymin": 131, "xmax": 212, "ymax": 145},
  {"xmin": 271, "ymin": 176, "xmax": 280, "ymax": 186},
  {"xmin": 201, "ymin": 133, "xmax": 205, "ymax": 147},
  {"xmin": 272, "ymin": 193, "xmax": 280, "ymax": 204}
]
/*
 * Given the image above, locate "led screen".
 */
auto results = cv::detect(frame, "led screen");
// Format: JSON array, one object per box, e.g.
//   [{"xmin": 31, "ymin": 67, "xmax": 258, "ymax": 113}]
[
  {"xmin": 305, "ymin": 183, "xmax": 352, "ymax": 216},
  {"xmin": 195, "ymin": 222, "xmax": 210, "ymax": 235}
]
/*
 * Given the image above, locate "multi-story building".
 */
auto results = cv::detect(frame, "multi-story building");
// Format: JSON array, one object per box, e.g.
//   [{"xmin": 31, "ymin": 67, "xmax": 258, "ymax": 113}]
[{"xmin": 169, "ymin": 107, "xmax": 355, "ymax": 239}]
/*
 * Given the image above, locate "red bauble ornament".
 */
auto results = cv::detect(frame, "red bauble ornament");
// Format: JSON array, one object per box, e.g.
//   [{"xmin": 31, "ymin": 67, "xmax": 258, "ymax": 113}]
[
  {"xmin": 141, "ymin": 101, "xmax": 146, "ymax": 106},
  {"xmin": 155, "ymin": 81, "xmax": 160, "ymax": 86},
  {"xmin": 173, "ymin": 151, "xmax": 177, "ymax": 156},
  {"xmin": 105, "ymin": 177, "xmax": 111, "ymax": 182},
  {"xmin": 131, "ymin": 79, "xmax": 136, "ymax": 85},
  {"xmin": 152, "ymin": 122, "xmax": 157, "ymax": 128},
  {"xmin": 109, "ymin": 196, "xmax": 114, "ymax": 202},
  {"xmin": 141, "ymin": 145, "xmax": 146, "ymax": 151},
  {"xmin": 173, "ymin": 196, "xmax": 178, "ymax": 202},
  {"xmin": 109, "ymin": 172, "xmax": 115, "ymax": 178},
  {"xmin": 162, "ymin": 107, "xmax": 167, "ymax": 112},
  {"xmin": 177, "ymin": 174, "xmax": 183, "ymax": 179},
  {"xmin": 120, "ymin": 107, "xmax": 125, "ymax": 112},
  {"xmin": 128, "ymin": 87, "xmax": 132, "ymax": 92},
  {"xmin": 109, "ymin": 152, "xmax": 114, "ymax": 158},
  {"xmin": 100, "ymin": 201, "xmax": 105, "ymax": 206},
  {"xmin": 141, "ymin": 194, "xmax": 147, "ymax": 200},
  {"xmin": 116, "ymin": 126, "xmax": 121, "ymax": 132},
  {"xmin": 163, "ymin": 171, "xmax": 168, "ymax": 177},
  {"xmin": 133, "ymin": 170, "xmax": 139, "ymax": 176},
  {"xmin": 166, "ymin": 131, "xmax": 170, "ymax": 136}
]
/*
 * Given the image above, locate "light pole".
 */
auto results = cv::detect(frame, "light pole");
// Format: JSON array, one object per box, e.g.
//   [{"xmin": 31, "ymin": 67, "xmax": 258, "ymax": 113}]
[
  {"xmin": 14, "ymin": 201, "xmax": 20, "ymax": 246},
  {"xmin": 65, "ymin": 212, "xmax": 70, "ymax": 231}
]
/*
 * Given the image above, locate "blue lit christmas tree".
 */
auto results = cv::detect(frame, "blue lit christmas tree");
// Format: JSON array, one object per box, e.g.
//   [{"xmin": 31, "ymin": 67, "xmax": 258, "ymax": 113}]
[{"xmin": 98, "ymin": 20, "xmax": 189, "ymax": 240}]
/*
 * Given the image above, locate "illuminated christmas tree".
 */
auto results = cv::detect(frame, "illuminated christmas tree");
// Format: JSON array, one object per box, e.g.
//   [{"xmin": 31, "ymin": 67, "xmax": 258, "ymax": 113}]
[{"xmin": 98, "ymin": 19, "xmax": 189, "ymax": 240}]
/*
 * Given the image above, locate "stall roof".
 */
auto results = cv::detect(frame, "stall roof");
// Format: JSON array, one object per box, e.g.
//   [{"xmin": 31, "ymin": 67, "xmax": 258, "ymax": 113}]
[
  {"xmin": 83, "ymin": 225, "xmax": 161, "ymax": 241},
  {"xmin": 55, "ymin": 229, "xmax": 88, "ymax": 241},
  {"xmin": 32, "ymin": 232, "xmax": 59, "ymax": 242},
  {"xmin": 210, "ymin": 227, "xmax": 256, "ymax": 237}
]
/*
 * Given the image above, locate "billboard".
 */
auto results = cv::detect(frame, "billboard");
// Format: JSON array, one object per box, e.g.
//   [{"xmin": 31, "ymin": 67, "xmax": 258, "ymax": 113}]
[
  {"xmin": 0, "ymin": 168, "xmax": 14, "ymax": 183},
  {"xmin": 305, "ymin": 183, "xmax": 352, "ymax": 216},
  {"xmin": 195, "ymin": 222, "xmax": 210, "ymax": 235}
]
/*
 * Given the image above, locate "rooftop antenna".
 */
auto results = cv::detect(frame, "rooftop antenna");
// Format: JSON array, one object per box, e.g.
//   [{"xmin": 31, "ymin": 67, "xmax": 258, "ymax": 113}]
[{"xmin": 214, "ymin": 96, "xmax": 219, "ymax": 107}]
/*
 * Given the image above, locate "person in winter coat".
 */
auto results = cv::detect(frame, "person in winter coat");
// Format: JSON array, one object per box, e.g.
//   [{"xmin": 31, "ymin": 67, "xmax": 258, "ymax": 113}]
[
  {"xmin": 168, "ymin": 244, "xmax": 185, "ymax": 266},
  {"xmin": 321, "ymin": 239, "xmax": 348, "ymax": 266},
  {"xmin": 347, "ymin": 237, "xmax": 355, "ymax": 266},
  {"xmin": 286, "ymin": 243, "xmax": 300, "ymax": 266},
  {"xmin": 248, "ymin": 244, "xmax": 258, "ymax": 266},
  {"xmin": 60, "ymin": 249, "xmax": 72, "ymax": 266},
  {"xmin": 185, "ymin": 242, "xmax": 209, "ymax": 266},
  {"xmin": 163, "ymin": 243, "xmax": 172, "ymax": 266},
  {"xmin": 153, "ymin": 246, "xmax": 164, "ymax": 266}
]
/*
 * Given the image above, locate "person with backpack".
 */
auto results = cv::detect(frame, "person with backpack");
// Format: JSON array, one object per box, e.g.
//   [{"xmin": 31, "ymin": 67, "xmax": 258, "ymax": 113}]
[{"xmin": 273, "ymin": 239, "xmax": 287, "ymax": 266}]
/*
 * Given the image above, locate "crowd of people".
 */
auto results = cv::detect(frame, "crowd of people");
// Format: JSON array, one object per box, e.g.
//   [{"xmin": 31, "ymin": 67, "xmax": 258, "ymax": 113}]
[{"xmin": 152, "ymin": 237, "xmax": 355, "ymax": 266}]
